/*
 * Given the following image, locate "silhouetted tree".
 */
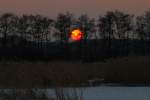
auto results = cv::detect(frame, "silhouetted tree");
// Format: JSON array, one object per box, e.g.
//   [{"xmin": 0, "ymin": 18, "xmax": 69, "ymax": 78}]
[
  {"xmin": 141, "ymin": 12, "xmax": 150, "ymax": 40},
  {"xmin": 17, "ymin": 15, "xmax": 36, "ymax": 46},
  {"xmin": 136, "ymin": 12, "xmax": 150, "ymax": 55},
  {"xmin": 0, "ymin": 11, "xmax": 149, "ymax": 61},
  {"xmin": 0, "ymin": 13, "xmax": 18, "ymax": 47},
  {"xmin": 55, "ymin": 12, "xmax": 73, "ymax": 43},
  {"xmin": 54, "ymin": 12, "xmax": 73, "ymax": 59},
  {"xmin": 78, "ymin": 14, "xmax": 96, "ymax": 61},
  {"xmin": 98, "ymin": 11, "xmax": 133, "ymax": 57},
  {"xmin": 136, "ymin": 16, "xmax": 145, "ymax": 40},
  {"xmin": 112, "ymin": 11, "xmax": 133, "ymax": 56},
  {"xmin": 31, "ymin": 15, "xmax": 53, "ymax": 48},
  {"xmin": 98, "ymin": 11, "xmax": 115, "ymax": 57}
]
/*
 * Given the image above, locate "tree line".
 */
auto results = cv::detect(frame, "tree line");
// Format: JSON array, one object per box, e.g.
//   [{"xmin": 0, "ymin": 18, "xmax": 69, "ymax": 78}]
[{"xmin": 0, "ymin": 11, "xmax": 150, "ymax": 61}]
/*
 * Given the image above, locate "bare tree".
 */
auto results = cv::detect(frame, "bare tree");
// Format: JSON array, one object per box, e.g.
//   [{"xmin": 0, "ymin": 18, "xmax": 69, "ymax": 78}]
[
  {"xmin": 78, "ymin": 14, "xmax": 96, "ymax": 61},
  {"xmin": 55, "ymin": 12, "xmax": 73, "ymax": 43},
  {"xmin": 98, "ymin": 11, "xmax": 133, "ymax": 57},
  {"xmin": 136, "ymin": 16, "xmax": 145, "ymax": 40},
  {"xmin": 17, "ymin": 15, "xmax": 36, "ymax": 47},
  {"xmin": 136, "ymin": 11, "xmax": 150, "ymax": 55},
  {"xmin": 141, "ymin": 12, "xmax": 150, "ymax": 40},
  {"xmin": 0, "ymin": 13, "xmax": 18, "ymax": 47}
]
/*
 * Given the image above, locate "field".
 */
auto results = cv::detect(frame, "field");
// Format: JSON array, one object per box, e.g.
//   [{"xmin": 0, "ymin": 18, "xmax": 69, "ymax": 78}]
[{"xmin": 0, "ymin": 56, "xmax": 150, "ymax": 88}]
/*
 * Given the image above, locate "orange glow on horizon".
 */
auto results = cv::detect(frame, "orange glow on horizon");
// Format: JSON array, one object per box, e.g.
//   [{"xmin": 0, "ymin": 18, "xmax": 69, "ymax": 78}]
[{"xmin": 70, "ymin": 29, "xmax": 83, "ymax": 41}]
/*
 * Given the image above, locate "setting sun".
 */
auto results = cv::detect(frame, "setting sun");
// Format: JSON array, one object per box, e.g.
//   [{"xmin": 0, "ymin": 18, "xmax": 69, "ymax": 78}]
[{"xmin": 70, "ymin": 29, "xmax": 84, "ymax": 41}]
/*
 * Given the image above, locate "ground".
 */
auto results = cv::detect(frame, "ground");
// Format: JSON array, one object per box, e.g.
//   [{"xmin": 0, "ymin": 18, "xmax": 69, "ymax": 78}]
[{"xmin": 0, "ymin": 56, "xmax": 150, "ymax": 88}]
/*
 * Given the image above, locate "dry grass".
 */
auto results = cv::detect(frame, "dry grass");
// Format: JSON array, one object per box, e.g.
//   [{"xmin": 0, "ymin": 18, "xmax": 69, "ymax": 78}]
[
  {"xmin": 0, "ymin": 61, "xmax": 105, "ymax": 88},
  {"xmin": 0, "ymin": 56, "xmax": 150, "ymax": 88}
]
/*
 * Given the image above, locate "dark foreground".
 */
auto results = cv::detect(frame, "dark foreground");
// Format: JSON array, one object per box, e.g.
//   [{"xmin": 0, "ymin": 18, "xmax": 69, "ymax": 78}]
[{"xmin": 0, "ymin": 56, "xmax": 150, "ymax": 88}]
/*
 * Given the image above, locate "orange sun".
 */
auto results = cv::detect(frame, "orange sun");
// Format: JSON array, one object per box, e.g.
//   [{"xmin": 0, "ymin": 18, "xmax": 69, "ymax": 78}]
[{"xmin": 70, "ymin": 29, "xmax": 84, "ymax": 41}]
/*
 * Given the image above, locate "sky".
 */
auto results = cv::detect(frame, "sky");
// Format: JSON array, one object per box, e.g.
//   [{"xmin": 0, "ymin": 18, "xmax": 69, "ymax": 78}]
[{"xmin": 0, "ymin": 0, "xmax": 150, "ymax": 18}]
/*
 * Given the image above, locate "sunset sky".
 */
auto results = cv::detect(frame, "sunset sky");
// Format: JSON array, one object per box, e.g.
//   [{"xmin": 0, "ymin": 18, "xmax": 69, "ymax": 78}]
[{"xmin": 0, "ymin": 0, "xmax": 150, "ymax": 18}]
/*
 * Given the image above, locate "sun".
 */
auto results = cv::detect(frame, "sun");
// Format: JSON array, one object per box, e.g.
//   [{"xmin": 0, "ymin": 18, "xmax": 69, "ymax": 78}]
[{"xmin": 70, "ymin": 29, "xmax": 84, "ymax": 41}]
